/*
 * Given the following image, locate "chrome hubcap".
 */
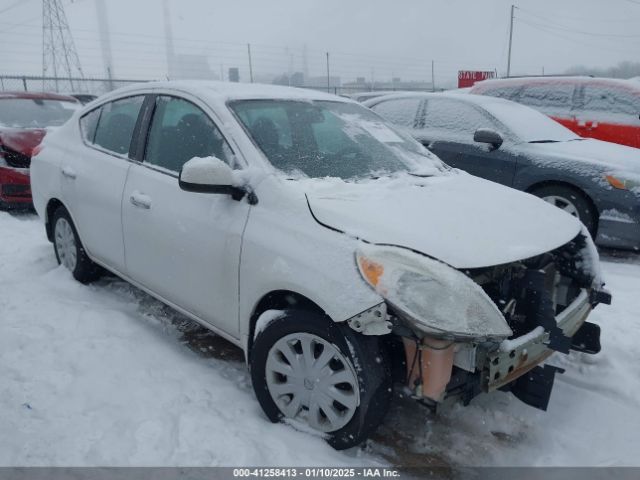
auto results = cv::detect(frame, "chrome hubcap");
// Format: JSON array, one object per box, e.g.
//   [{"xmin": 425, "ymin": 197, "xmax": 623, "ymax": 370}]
[
  {"xmin": 543, "ymin": 195, "xmax": 580, "ymax": 218},
  {"xmin": 54, "ymin": 217, "xmax": 77, "ymax": 272},
  {"xmin": 265, "ymin": 333, "xmax": 360, "ymax": 433}
]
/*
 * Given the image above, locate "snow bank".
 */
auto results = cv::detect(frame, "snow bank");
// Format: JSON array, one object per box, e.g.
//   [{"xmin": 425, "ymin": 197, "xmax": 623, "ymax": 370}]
[{"xmin": 0, "ymin": 212, "xmax": 384, "ymax": 467}]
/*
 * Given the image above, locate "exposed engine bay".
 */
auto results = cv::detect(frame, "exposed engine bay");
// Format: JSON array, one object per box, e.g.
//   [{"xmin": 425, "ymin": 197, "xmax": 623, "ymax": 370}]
[{"xmin": 389, "ymin": 232, "xmax": 611, "ymax": 412}]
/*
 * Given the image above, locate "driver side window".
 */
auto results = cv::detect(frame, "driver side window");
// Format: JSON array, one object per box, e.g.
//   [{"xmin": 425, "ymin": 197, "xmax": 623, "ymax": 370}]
[
  {"xmin": 144, "ymin": 96, "xmax": 234, "ymax": 173},
  {"xmin": 422, "ymin": 99, "xmax": 495, "ymax": 140}
]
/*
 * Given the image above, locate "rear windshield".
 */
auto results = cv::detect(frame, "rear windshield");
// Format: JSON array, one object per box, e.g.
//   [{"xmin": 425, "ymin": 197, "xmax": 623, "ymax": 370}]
[{"xmin": 0, "ymin": 98, "xmax": 79, "ymax": 128}]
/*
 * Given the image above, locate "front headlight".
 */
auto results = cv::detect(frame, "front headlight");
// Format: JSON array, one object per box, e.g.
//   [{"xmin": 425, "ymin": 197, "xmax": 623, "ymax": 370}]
[{"xmin": 355, "ymin": 245, "xmax": 512, "ymax": 341}]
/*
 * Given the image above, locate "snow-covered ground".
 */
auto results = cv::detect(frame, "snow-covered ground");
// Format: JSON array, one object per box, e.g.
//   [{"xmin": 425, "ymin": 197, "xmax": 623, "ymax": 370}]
[{"xmin": 1, "ymin": 211, "xmax": 639, "ymax": 467}]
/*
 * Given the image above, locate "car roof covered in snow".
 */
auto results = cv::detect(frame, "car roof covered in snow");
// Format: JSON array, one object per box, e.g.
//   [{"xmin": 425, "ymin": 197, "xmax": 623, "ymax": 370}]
[
  {"xmin": 361, "ymin": 90, "xmax": 519, "ymax": 109},
  {"xmin": 97, "ymin": 80, "xmax": 351, "ymax": 103},
  {"xmin": 471, "ymin": 76, "xmax": 640, "ymax": 91}
]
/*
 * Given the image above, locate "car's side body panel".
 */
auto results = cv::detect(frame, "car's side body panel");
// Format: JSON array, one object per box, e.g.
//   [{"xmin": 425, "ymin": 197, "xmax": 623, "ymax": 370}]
[{"xmin": 237, "ymin": 175, "xmax": 383, "ymax": 352}]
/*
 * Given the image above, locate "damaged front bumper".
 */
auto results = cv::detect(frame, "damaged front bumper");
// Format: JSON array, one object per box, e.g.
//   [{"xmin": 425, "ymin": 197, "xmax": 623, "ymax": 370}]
[{"xmin": 486, "ymin": 289, "xmax": 590, "ymax": 392}]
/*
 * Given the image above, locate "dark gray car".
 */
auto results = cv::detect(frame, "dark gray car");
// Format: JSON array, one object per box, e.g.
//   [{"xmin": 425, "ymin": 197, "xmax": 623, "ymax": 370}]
[{"xmin": 364, "ymin": 93, "xmax": 640, "ymax": 251}]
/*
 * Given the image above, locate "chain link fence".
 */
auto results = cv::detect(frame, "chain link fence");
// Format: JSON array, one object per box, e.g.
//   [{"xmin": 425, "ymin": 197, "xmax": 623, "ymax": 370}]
[
  {"xmin": 0, "ymin": 75, "xmax": 148, "ymax": 96},
  {"xmin": 0, "ymin": 74, "xmax": 436, "ymax": 99}
]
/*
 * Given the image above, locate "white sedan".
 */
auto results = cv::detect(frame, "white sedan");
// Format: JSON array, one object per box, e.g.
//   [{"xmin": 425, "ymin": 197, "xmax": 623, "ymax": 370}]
[{"xmin": 31, "ymin": 81, "xmax": 610, "ymax": 449}]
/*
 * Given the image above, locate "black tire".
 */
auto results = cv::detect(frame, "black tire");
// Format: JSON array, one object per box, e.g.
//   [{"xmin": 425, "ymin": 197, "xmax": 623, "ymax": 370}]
[
  {"xmin": 530, "ymin": 184, "xmax": 597, "ymax": 236},
  {"xmin": 250, "ymin": 310, "xmax": 392, "ymax": 450},
  {"xmin": 51, "ymin": 206, "xmax": 101, "ymax": 284}
]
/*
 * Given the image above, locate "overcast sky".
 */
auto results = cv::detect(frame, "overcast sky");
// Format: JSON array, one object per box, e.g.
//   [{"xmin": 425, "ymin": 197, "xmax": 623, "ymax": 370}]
[{"xmin": 1, "ymin": 0, "xmax": 639, "ymax": 87}]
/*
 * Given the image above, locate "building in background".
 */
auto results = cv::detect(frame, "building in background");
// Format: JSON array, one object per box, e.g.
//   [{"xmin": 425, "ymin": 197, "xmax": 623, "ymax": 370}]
[
  {"xmin": 342, "ymin": 77, "xmax": 432, "ymax": 92},
  {"xmin": 228, "ymin": 68, "xmax": 240, "ymax": 82}
]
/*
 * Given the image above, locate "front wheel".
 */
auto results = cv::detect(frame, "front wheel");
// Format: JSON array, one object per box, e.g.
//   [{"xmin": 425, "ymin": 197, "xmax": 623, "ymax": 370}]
[
  {"xmin": 52, "ymin": 207, "xmax": 101, "ymax": 283},
  {"xmin": 250, "ymin": 310, "xmax": 392, "ymax": 450},
  {"xmin": 530, "ymin": 185, "xmax": 597, "ymax": 236}
]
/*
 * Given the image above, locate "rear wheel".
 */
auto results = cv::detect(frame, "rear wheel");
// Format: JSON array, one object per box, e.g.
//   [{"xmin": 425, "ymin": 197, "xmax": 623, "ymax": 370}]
[
  {"xmin": 250, "ymin": 310, "xmax": 392, "ymax": 450},
  {"xmin": 52, "ymin": 207, "xmax": 101, "ymax": 283},
  {"xmin": 530, "ymin": 184, "xmax": 597, "ymax": 236}
]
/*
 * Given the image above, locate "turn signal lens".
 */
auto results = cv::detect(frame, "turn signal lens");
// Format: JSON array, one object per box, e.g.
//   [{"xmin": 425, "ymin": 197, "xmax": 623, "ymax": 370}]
[
  {"xmin": 606, "ymin": 175, "xmax": 627, "ymax": 190},
  {"xmin": 357, "ymin": 255, "xmax": 384, "ymax": 287}
]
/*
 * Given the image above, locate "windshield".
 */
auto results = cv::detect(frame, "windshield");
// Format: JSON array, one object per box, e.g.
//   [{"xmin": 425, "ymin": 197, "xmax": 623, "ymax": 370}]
[
  {"xmin": 0, "ymin": 98, "xmax": 79, "ymax": 128},
  {"xmin": 230, "ymin": 99, "xmax": 446, "ymax": 179},
  {"xmin": 481, "ymin": 100, "xmax": 580, "ymax": 143}
]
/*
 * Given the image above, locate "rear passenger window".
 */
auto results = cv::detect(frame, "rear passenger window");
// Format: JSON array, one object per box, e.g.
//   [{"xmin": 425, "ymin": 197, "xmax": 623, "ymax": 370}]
[
  {"xmin": 144, "ymin": 96, "xmax": 234, "ymax": 173},
  {"xmin": 422, "ymin": 99, "xmax": 494, "ymax": 137},
  {"xmin": 370, "ymin": 98, "xmax": 422, "ymax": 128},
  {"xmin": 93, "ymin": 96, "xmax": 144, "ymax": 156},
  {"xmin": 79, "ymin": 108, "xmax": 101, "ymax": 143}
]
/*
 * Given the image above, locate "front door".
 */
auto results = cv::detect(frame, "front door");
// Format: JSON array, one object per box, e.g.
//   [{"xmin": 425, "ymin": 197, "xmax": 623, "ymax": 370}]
[{"xmin": 122, "ymin": 95, "xmax": 250, "ymax": 337}]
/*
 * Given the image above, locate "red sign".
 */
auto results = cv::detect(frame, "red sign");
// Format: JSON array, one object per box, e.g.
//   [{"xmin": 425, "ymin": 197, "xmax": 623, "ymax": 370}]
[{"xmin": 458, "ymin": 70, "xmax": 496, "ymax": 88}]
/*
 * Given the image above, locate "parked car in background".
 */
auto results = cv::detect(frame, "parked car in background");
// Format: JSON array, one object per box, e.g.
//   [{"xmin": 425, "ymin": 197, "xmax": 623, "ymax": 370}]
[
  {"xmin": 68, "ymin": 93, "xmax": 98, "ymax": 105},
  {"xmin": 469, "ymin": 76, "xmax": 640, "ymax": 149},
  {"xmin": 32, "ymin": 81, "xmax": 610, "ymax": 449},
  {"xmin": 365, "ymin": 92, "xmax": 640, "ymax": 251},
  {"xmin": 346, "ymin": 91, "xmax": 410, "ymax": 103},
  {"xmin": 0, "ymin": 92, "xmax": 79, "ymax": 208}
]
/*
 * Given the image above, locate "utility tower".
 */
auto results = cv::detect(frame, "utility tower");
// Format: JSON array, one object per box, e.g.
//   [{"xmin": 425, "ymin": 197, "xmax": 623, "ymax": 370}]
[
  {"xmin": 42, "ymin": 0, "xmax": 84, "ymax": 90},
  {"xmin": 95, "ymin": 0, "xmax": 114, "ymax": 85}
]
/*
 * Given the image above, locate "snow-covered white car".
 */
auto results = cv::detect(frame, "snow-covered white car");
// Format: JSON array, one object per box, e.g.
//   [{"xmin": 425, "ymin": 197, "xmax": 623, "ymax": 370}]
[{"xmin": 30, "ymin": 81, "xmax": 611, "ymax": 449}]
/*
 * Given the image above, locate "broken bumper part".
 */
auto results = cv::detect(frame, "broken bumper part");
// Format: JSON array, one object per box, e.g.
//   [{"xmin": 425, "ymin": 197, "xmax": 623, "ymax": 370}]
[{"xmin": 486, "ymin": 289, "xmax": 591, "ymax": 393}]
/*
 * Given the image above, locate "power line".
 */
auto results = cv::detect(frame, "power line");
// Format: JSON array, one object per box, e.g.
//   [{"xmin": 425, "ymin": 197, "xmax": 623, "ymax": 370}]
[
  {"xmin": 518, "ymin": 5, "xmax": 640, "ymax": 23},
  {"xmin": 0, "ymin": 0, "xmax": 33, "ymax": 15},
  {"xmin": 516, "ymin": 18, "xmax": 640, "ymax": 56},
  {"xmin": 515, "ymin": 15, "xmax": 640, "ymax": 38}
]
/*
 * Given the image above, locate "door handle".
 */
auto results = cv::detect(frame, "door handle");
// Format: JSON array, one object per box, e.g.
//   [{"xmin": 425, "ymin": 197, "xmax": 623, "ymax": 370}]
[
  {"xmin": 61, "ymin": 166, "xmax": 77, "ymax": 179},
  {"xmin": 129, "ymin": 191, "xmax": 152, "ymax": 210}
]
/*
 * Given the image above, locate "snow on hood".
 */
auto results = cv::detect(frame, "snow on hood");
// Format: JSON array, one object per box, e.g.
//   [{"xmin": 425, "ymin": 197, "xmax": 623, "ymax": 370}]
[
  {"xmin": 529, "ymin": 138, "xmax": 640, "ymax": 173},
  {"xmin": 305, "ymin": 172, "xmax": 581, "ymax": 269}
]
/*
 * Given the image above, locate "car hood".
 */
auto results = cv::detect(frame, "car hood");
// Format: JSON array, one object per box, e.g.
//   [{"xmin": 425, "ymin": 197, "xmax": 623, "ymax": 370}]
[
  {"xmin": 528, "ymin": 138, "xmax": 640, "ymax": 172},
  {"xmin": 0, "ymin": 128, "xmax": 47, "ymax": 157},
  {"xmin": 305, "ymin": 172, "xmax": 581, "ymax": 269}
]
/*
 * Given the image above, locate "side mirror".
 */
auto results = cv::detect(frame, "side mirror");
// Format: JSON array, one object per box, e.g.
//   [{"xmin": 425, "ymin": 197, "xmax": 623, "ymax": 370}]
[
  {"xmin": 179, "ymin": 157, "xmax": 258, "ymax": 204},
  {"xmin": 474, "ymin": 128, "xmax": 503, "ymax": 150}
]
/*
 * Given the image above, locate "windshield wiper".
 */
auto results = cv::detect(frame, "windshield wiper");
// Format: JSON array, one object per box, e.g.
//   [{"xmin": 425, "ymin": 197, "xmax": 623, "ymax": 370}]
[
  {"xmin": 408, "ymin": 172, "xmax": 435, "ymax": 178},
  {"xmin": 529, "ymin": 140, "xmax": 560, "ymax": 144}
]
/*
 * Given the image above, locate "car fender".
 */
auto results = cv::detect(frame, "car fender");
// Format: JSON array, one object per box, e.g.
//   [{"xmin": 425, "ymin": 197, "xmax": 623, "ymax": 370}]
[{"xmin": 238, "ymin": 178, "xmax": 382, "ymax": 353}]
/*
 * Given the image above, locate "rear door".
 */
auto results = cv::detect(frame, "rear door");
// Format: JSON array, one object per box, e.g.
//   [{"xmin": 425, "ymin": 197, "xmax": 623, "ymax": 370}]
[
  {"xmin": 574, "ymin": 82, "xmax": 640, "ymax": 148},
  {"xmin": 65, "ymin": 95, "xmax": 145, "ymax": 272},
  {"xmin": 121, "ymin": 94, "xmax": 250, "ymax": 337},
  {"xmin": 414, "ymin": 98, "xmax": 517, "ymax": 186}
]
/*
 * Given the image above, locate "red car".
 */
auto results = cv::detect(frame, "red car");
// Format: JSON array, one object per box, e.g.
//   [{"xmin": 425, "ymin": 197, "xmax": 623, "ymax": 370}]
[
  {"xmin": 0, "ymin": 92, "xmax": 79, "ymax": 208},
  {"xmin": 470, "ymin": 76, "xmax": 640, "ymax": 150}
]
